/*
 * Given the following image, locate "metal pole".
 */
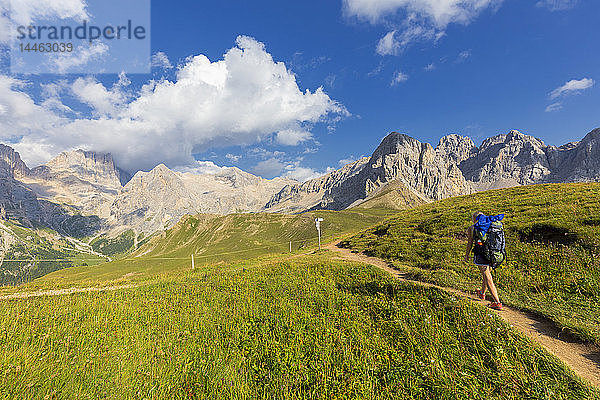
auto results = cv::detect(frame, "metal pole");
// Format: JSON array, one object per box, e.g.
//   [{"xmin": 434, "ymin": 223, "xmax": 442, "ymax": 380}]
[
  {"xmin": 191, "ymin": 254, "xmax": 195, "ymax": 270},
  {"xmin": 318, "ymin": 228, "xmax": 321, "ymax": 250},
  {"xmin": 289, "ymin": 241, "xmax": 292, "ymax": 253}
]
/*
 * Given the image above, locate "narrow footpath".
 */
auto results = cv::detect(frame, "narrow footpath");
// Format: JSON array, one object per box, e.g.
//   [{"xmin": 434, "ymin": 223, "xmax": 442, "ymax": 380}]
[{"xmin": 324, "ymin": 240, "xmax": 600, "ymax": 389}]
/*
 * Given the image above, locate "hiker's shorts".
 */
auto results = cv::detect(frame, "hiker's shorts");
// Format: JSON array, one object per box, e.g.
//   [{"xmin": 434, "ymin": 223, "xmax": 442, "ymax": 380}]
[{"xmin": 473, "ymin": 253, "xmax": 490, "ymax": 267}]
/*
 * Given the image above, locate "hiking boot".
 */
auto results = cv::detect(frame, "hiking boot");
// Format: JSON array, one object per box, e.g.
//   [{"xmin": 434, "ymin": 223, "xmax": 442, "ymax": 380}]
[
  {"xmin": 488, "ymin": 302, "xmax": 503, "ymax": 311},
  {"xmin": 475, "ymin": 289, "xmax": 485, "ymax": 300}
]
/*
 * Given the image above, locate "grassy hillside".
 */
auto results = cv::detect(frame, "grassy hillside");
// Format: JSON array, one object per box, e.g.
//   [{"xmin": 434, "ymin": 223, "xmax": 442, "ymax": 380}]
[
  {"xmin": 136, "ymin": 209, "xmax": 393, "ymax": 259},
  {"xmin": 0, "ymin": 254, "xmax": 596, "ymax": 399},
  {"xmin": 3, "ymin": 208, "xmax": 394, "ymax": 291},
  {"xmin": 341, "ymin": 183, "xmax": 600, "ymax": 345}
]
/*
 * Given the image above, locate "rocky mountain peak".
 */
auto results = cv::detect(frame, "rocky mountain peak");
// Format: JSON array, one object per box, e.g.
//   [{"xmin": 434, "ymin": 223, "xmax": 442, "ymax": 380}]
[
  {"xmin": 460, "ymin": 130, "xmax": 551, "ymax": 186},
  {"xmin": 436, "ymin": 134, "xmax": 476, "ymax": 164},
  {"xmin": 0, "ymin": 144, "xmax": 30, "ymax": 179},
  {"xmin": 581, "ymin": 127, "xmax": 600, "ymax": 144},
  {"xmin": 41, "ymin": 149, "xmax": 129, "ymax": 186},
  {"xmin": 372, "ymin": 132, "xmax": 422, "ymax": 158}
]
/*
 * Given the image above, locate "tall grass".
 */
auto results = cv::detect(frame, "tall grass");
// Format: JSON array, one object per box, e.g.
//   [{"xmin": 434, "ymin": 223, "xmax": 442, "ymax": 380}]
[
  {"xmin": 341, "ymin": 183, "xmax": 600, "ymax": 345},
  {"xmin": 0, "ymin": 254, "xmax": 596, "ymax": 399}
]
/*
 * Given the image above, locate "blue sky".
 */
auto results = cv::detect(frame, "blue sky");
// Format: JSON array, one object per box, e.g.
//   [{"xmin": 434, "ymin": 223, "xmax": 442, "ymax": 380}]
[{"xmin": 0, "ymin": 0, "xmax": 598, "ymax": 180}]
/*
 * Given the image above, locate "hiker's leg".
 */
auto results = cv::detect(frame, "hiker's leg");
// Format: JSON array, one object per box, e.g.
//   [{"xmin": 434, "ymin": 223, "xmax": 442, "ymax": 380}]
[
  {"xmin": 479, "ymin": 265, "xmax": 488, "ymax": 295},
  {"xmin": 483, "ymin": 266, "xmax": 501, "ymax": 303}
]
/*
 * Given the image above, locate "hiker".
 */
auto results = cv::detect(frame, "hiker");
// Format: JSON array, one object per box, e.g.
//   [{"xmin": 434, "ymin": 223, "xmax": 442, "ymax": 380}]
[{"xmin": 465, "ymin": 211, "xmax": 505, "ymax": 311}]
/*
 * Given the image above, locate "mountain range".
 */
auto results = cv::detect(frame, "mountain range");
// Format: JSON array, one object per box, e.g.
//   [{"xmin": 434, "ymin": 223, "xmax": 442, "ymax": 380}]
[{"xmin": 1, "ymin": 128, "xmax": 599, "ymax": 239}]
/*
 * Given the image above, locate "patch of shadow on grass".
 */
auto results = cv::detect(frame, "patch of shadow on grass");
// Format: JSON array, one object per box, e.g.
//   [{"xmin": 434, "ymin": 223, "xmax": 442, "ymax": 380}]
[
  {"xmin": 517, "ymin": 224, "xmax": 579, "ymax": 246},
  {"xmin": 372, "ymin": 225, "xmax": 389, "ymax": 237},
  {"xmin": 581, "ymin": 218, "xmax": 600, "ymax": 227}
]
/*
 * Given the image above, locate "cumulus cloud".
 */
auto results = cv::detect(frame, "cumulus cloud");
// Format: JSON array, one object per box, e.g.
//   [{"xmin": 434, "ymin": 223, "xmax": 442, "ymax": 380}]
[
  {"xmin": 47, "ymin": 42, "xmax": 109, "ymax": 74},
  {"xmin": 536, "ymin": 0, "xmax": 577, "ymax": 11},
  {"xmin": 344, "ymin": 0, "xmax": 502, "ymax": 52},
  {"xmin": 284, "ymin": 166, "xmax": 325, "ymax": 182},
  {"xmin": 338, "ymin": 156, "xmax": 357, "ymax": 166},
  {"xmin": 71, "ymin": 72, "xmax": 130, "ymax": 117},
  {"xmin": 0, "ymin": 36, "xmax": 348, "ymax": 172}
]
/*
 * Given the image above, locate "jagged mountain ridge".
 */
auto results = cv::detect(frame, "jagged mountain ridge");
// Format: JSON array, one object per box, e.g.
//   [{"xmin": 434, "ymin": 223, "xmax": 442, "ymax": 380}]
[
  {"xmin": 21, "ymin": 150, "xmax": 129, "ymax": 218},
  {"xmin": 2, "ymin": 127, "xmax": 600, "ymax": 237},
  {"xmin": 265, "ymin": 128, "xmax": 600, "ymax": 211},
  {"xmin": 109, "ymin": 164, "xmax": 294, "ymax": 233}
]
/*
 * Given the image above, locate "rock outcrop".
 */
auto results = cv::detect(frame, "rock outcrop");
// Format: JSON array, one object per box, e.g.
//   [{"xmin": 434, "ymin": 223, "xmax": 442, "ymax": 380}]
[
  {"xmin": 23, "ymin": 150, "xmax": 129, "ymax": 217},
  {"xmin": 264, "ymin": 157, "xmax": 370, "ymax": 213},
  {"xmin": 546, "ymin": 128, "xmax": 600, "ymax": 182},
  {"xmin": 266, "ymin": 132, "xmax": 473, "ymax": 212},
  {"xmin": 458, "ymin": 130, "xmax": 552, "ymax": 189},
  {"xmin": 0, "ymin": 144, "xmax": 30, "ymax": 179},
  {"xmin": 265, "ymin": 128, "xmax": 600, "ymax": 212}
]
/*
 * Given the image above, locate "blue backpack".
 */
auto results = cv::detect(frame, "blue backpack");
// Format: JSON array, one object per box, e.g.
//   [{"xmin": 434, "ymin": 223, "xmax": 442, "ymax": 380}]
[{"xmin": 474, "ymin": 214, "xmax": 506, "ymax": 269}]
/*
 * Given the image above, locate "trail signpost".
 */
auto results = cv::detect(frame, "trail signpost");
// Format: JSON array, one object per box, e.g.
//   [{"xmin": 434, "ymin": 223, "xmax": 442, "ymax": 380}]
[{"xmin": 315, "ymin": 218, "xmax": 323, "ymax": 250}]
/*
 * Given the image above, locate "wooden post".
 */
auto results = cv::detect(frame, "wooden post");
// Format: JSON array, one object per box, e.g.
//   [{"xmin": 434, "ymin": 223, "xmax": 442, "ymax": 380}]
[
  {"xmin": 289, "ymin": 241, "xmax": 292, "ymax": 253},
  {"xmin": 191, "ymin": 254, "xmax": 195, "ymax": 270}
]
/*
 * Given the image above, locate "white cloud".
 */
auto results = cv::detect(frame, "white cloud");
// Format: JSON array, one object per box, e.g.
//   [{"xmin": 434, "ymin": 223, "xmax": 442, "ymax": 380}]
[
  {"xmin": 536, "ymin": 0, "xmax": 577, "ymax": 11},
  {"xmin": 344, "ymin": 0, "xmax": 502, "ymax": 51},
  {"xmin": 424, "ymin": 63, "xmax": 436, "ymax": 71},
  {"xmin": 48, "ymin": 42, "xmax": 109, "ymax": 74},
  {"xmin": 151, "ymin": 51, "xmax": 173, "ymax": 69},
  {"xmin": 175, "ymin": 161, "xmax": 227, "ymax": 175},
  {"xmin": 376, "ymin": 31, "xmax": 400, "ymax": 56},
  {"xmin": 252, "ymin": 158, "xmax": 285, "ymax": 178},
  {"xmin": 0, "ymin": 0, "xmax": 89, "ymax": 44},
  {"xmin": 284, "ymin": 166, "xmax": 324, "ymax": 182},
  {"xmin": 225, "ymin": 153, "xmax": 241, "ymax": 163},
  {"xmin": 545, "ymin": 102, "xmax": 563, "ymax": 113},
  {"xmin": 339, "ymin": 156, "xmax": 357, "ymax": 166},
  {"xmin": 276, "ymin": 128, "xmax": 313, "ymax": 146},
  {"xmin": 391, "ymin": 71, "xmax": 409, "ymax": 86},
  {"xmin": 0, "ymin": 36, "xmax": 348, "ymax": 172},
  {"xmin": 71, "ymin": 73, "xmax": 130, "ymax": 117},
  {"xmin": 549, "ymin": 78, "xmax": 594, "ymax": 99},
  {"xmin": 545, "ymin": 78, "xmax": 594, "ymax": 112}
]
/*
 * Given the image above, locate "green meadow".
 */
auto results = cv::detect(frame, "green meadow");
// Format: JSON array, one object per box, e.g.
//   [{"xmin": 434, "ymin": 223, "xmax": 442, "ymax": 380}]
[
  {"xmin": 341, "ymin": 183, "xmax": 600, "ymax": 345},
  {"xmin": 0, "ymin": 208, "xmax": 393, "ymax": 292},
  {"xmin": 1, "ymin": 254, "xmax": 596, "ymax": 399}
]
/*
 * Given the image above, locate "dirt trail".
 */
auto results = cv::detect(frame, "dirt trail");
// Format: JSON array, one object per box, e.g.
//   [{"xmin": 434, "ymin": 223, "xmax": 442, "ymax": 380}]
[
  {"xmin": 0, "ymin": 284, "xmax": 136, "ymax": 300},
  {"xmin": 324, "ymin": 240, "xmax": 600, "ymax": 389}
]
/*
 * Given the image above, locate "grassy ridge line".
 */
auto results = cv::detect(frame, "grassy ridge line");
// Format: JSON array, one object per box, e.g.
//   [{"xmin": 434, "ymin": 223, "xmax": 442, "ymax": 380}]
[
  {"xmin": 0, "ymin": 254, "xmax": 597, "ymax": 399},
  {"xmin": 341, "ymin": 183, "xmax": 600, "ymax": 345}
]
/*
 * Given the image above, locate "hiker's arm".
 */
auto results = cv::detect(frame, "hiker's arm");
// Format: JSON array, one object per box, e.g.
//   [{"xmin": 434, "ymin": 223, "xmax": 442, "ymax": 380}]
[{"xmin": 465, "ymin": 226, "xmax": 473, "ymax": 262}]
